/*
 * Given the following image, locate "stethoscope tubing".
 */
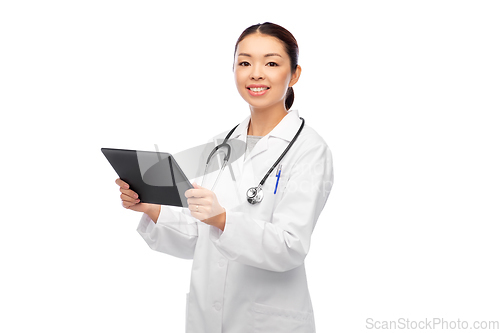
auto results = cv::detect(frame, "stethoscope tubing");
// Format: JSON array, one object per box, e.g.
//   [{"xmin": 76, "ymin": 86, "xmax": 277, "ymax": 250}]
[
  {"xmin": 201, "ymin": 117, "xmax": 305, "ymax": 201},
  {"xmin": 257, "ymin": 117, "xmax": 305, "ymax": 187}
]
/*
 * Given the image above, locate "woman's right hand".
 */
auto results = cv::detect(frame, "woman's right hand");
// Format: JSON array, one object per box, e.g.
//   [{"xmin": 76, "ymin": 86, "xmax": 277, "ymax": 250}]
[{"xmin": 115, "ymin": 178, "xmax": 160, "ymax": 222}]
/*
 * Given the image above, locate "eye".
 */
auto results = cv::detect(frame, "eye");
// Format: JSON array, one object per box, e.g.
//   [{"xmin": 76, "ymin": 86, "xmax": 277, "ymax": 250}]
[
  {"xmin": 267, "ymin": 62, "xmax": 279, "ymax": 67},
  {"xmin": 239, "ymin": 61, "xmax": 250, "ymax": 66}
]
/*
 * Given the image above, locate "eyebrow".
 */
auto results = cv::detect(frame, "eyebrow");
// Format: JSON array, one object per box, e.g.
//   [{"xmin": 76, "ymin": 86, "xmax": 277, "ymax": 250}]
[{"xmin": 238, "ymin": 53, "xmax": 282, "ymax": 58}]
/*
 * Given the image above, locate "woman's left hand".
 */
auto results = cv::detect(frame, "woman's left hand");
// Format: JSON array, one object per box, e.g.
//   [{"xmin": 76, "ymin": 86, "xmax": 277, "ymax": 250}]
[{"xmin": 185, "ymin": 182, "xmax": 226, "ymax": 231}]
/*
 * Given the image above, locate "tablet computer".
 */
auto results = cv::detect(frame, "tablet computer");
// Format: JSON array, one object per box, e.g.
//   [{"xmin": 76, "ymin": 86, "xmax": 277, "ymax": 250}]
[{"xmin": 102, "ymin": 148, "xmax": 193, "ymax": 207}]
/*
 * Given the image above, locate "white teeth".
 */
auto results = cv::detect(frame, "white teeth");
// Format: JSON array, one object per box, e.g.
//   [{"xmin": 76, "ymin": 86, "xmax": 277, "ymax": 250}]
[{"xmin": 249, "ymin": 87, "xmax": 268, "ymax": 92}]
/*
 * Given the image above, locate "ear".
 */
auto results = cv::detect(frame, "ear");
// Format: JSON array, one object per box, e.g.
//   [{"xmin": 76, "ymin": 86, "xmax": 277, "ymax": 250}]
[{"xmin": 288, "ymin": 64, "xmax": 302, "ymax": 88}]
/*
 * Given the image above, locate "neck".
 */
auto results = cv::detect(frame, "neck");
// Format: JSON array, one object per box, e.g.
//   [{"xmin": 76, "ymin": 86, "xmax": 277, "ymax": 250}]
[{"xmin": 247, "ymin": 104, "xmax": 289, "ymax": 136}]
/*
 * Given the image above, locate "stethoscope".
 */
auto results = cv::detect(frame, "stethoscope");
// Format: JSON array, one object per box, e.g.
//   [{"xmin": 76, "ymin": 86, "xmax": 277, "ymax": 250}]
[{"xmin": 201, "ymin": 117, "xmax": 305, "ymax": 204}]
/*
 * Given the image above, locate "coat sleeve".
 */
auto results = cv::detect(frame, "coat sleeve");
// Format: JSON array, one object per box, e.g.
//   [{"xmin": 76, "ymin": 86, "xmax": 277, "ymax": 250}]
[
  {"xmin": 136, "ymin": 137, "xmax": 217, "ymax": 259},
  {"xmin": 137, "ymin": 206, "xmax": 199, "ymax": 259},
  {"xmin": 209, "ymin": 141, "xmax": 334, "ymax": 272},
  {"xmin": 137, "ymin": 134, "xmax": 229, "ymax": 259}
]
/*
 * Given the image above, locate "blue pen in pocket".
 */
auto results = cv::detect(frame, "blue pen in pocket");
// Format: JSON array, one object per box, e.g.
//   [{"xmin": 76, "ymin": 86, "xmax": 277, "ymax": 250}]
[{"xmin": 274, "ymin": 164, "xmax": 282, "ymax": 194}]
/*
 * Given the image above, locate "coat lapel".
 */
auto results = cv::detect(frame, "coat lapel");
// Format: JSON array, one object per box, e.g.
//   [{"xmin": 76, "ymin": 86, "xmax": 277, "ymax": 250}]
[{"xmin": 243, "ymin": 135, "xmax": 269, "ymax": 165}]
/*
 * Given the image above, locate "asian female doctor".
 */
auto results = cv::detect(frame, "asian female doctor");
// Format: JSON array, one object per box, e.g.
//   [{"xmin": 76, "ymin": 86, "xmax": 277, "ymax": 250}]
[{"xmin": 115, "ymin": 22, "xmax": 334, "ymax": 333}]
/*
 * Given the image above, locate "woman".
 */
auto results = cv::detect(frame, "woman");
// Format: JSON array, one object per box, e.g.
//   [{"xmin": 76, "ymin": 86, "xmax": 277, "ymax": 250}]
[{"xmin": 116, "ymin": 22, "xmax": 333, "ymax": 332}]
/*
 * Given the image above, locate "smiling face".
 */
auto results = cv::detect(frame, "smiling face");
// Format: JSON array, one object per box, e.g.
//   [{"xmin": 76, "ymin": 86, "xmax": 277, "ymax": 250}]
[{"xmin": 233, "ymin": 33, "xmax": 300, "ymax": 112}]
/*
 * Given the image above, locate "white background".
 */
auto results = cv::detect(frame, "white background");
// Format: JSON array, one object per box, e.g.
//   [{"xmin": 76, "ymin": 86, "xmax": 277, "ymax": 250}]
[{"xmin": 1, "ymin": 1, "xmax": 499, "ymax": 332}]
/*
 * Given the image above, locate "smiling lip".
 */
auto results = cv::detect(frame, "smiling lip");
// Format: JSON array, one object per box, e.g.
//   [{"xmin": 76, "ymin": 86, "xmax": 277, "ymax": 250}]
[{"xmin": 247, "ymin": 85, "xmax": 270, "ymax": 96}]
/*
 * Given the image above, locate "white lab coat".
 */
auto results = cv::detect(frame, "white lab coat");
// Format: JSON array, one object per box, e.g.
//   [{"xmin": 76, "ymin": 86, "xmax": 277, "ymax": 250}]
[{"xmin": 137, "ymin": 109, "xmax": 334, "ymax": 333}]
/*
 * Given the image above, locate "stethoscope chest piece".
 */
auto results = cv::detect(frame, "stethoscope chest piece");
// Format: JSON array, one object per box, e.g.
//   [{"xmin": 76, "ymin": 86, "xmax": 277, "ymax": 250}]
[{"xmin": 246, "ymin": 186, "xmax": 264, "ymax": 204}]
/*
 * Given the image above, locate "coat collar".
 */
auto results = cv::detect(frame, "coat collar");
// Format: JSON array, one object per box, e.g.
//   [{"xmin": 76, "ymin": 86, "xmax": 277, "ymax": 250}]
[
  {"xmin": 221, "ymin": 109, "xmax": 303, "ymax": 179},
  {"xmin": 231, "ymin": 109, "xmax": 302, "ymax": 143}
]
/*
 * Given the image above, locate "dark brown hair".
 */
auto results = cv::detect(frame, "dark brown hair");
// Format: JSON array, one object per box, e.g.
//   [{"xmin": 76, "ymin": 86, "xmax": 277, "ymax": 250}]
[{"xmin": 234, "ymin": 22, "xmax": 299, "ymax": 110}]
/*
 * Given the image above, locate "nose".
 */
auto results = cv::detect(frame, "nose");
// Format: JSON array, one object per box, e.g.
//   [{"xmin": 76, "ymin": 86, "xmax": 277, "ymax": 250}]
[{"xmin": 250, "ymin": 66, "xmax": 264, "ymax": 80}]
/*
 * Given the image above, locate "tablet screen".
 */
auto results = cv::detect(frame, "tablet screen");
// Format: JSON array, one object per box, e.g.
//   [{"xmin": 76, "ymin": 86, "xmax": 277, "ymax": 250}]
[{"xmin": 102, "ymin": 148, "xmax": 193, "ymax": 207}]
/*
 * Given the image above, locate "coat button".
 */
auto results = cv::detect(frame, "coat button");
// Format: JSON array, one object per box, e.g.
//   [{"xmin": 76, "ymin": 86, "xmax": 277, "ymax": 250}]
[
  {"xmin": 213, "ymin": 302, "xmax": 222, "ymax": 311},
  {"xmin": 218, "ymin": 259, "xmax": 226, "ymax": 267}
]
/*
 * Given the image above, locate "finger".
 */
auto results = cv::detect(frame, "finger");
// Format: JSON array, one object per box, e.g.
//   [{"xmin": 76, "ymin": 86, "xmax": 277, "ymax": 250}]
[
  {"xmin": 186, "ymin": 197, "xmax": 205, "ymax": 206},
  {"xmin": 189, "ymin": 204, "xmax": 204, "ymax": 211},
  {"xmin": 188, "ymin": 203, "xmax": 204, "ymax": 212},
  {"xmin": 119, "ymin": 187, "xmax": 139, "ymax": 199},
  {"xmin": 122, "ymin": 200, "xmax": 137, "ymax": 209},
  {"xmin": 188, "ymin": 206, "xmax": 204, "ymax": 218},
  {"xmin": 185, "ymin": 189, "xmax": 194, "ymax": 198},
  {"xmin": 115, "ymin": 178, "xmax": 130, "ymax": 189},
  {"xmin": 185, "ymin": 188, "xmax": 206, "ymax": 198},
  {"xmin": 121, "ymin": 193, "xmax": 140, "ymax": 204}
]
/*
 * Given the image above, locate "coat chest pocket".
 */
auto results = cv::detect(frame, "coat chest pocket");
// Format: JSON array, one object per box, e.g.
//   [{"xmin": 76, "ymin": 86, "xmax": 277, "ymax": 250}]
[
  {"xmin": 259, "ymin": 172, "xmax": 290, "ymax": 211},
  {"xmin": 251, "ymin": 302, "xmax": 315, "ymax": 332}
]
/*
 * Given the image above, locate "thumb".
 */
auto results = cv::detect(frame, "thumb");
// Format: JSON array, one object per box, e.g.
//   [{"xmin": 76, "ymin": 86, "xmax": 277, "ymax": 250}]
[{"xmin": 193, "ymin": 182, "xmax": 202, "ymax": 189}]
